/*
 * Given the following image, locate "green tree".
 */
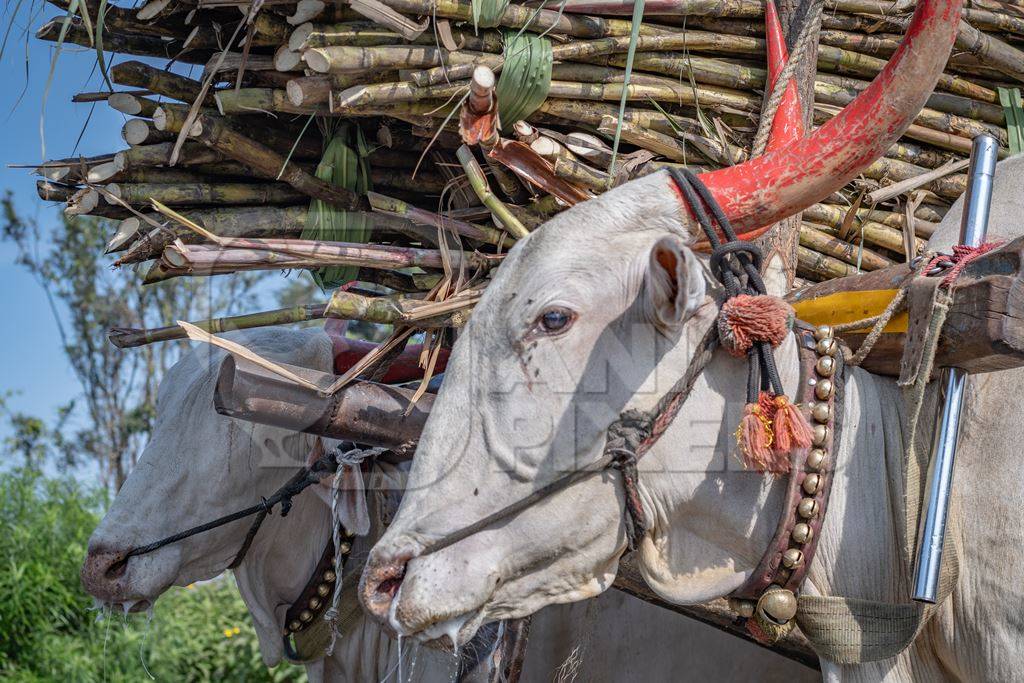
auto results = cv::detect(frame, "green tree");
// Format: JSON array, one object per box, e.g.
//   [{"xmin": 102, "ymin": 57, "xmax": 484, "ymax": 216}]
[{"xmin": 2, "ymin": 197, "xmax": 264, "ymax": 488}]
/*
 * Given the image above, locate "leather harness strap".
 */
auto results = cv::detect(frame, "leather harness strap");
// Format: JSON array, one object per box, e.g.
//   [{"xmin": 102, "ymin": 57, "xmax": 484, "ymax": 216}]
[{"xmin": 729, "ymin": 323, "xmax": 846, "ymax": 639}]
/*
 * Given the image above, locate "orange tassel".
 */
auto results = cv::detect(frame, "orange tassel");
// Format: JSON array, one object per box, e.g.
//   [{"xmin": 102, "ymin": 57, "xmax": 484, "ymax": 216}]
[
  {"xmin": 737, "ymin": 401, "xmax": 774, "ymax": 473},
  {"xmin": 771, "ymin": 395, "xmax": 812, "ymax": 462}
]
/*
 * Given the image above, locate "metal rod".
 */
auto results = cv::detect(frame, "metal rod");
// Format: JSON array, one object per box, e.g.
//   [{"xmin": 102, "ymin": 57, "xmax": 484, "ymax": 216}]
[{"xmin": 912, "ymin": 133, "xmax": 999, "ymax": 603}]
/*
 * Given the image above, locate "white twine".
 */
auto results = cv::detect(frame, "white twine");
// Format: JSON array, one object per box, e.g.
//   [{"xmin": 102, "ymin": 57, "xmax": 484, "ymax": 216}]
[{"xmin": 324, "ymin": 445, "xmax": 387, "ymax": 655}]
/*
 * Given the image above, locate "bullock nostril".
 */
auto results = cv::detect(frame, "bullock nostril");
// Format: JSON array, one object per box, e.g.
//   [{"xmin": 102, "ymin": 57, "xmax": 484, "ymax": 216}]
[
  {"xmin": 360, "ymin": 555, "xmax": 410, "ymax": 623},
  {"xmin": 376, "ymin": 569, "xmax": 405, "ymax": 598},
  {"xmin": 105, "ymin": 555, "xmax": 129, "ymax": 580}
]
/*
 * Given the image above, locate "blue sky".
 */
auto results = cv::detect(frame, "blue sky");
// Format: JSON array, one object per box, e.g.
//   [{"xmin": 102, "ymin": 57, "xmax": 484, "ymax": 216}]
[{"xmin": 0, "ymin": 13, "xmax": 126, "ymax": 431}]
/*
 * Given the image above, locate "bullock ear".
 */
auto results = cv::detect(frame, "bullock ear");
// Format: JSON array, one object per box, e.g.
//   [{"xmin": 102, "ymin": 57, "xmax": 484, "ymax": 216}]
[{"xmin": 642, "ymin": 235, "xmax": 706, "ymax": 332}]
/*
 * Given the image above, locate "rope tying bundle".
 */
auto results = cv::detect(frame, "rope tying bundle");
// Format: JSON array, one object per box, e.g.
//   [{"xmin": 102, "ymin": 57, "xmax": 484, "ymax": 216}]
[{"xmin": 928, "ymin": 241, "xmax": 1003, "ymax": 288}]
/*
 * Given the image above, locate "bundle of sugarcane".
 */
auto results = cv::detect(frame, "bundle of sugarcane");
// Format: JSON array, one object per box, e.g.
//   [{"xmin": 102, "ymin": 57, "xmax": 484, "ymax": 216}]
[{"xmin": 29, "ymin": 0, "xmax": 1024, "ymax": 349}]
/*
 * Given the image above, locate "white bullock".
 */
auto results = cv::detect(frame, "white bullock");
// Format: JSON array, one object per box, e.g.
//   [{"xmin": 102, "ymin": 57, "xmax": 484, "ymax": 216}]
[
  {"xmin": 81, "ymin": 328, "xmax": 813, "ymax": 681},
  {"xmin": 356, "ymin": 0, "xmax": 1024, "ymax": 674}
]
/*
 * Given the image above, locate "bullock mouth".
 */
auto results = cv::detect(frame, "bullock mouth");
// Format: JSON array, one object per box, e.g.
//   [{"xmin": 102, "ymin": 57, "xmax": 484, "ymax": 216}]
[
  {"xmin": 362, "ymin": 547, "xmax": 493, "ymax": 648},
  {"xmin": 388, "ymin": 592, "xmax": 486, "ymax": 651}
]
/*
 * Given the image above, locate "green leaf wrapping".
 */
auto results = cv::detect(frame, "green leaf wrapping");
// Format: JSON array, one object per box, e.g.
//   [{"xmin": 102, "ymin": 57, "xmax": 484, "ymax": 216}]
[
  {"xmin": 999, "ymin": 87, "xmax": 1024, "ymax": 156},
  {"xmin": 301, "ymin": 126, "xmax": 372, "ymax": 291},
  {"xmin": 472, "ymin": 0, "xmax": 510, "ymax": 30},
  {"xmin": 495, "ymin": 32, "xmax": 553, "ymax": 132}
]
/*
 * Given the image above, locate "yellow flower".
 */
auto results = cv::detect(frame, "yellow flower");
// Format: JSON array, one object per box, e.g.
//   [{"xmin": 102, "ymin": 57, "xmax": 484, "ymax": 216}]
[
  {"xmin": 223, "ymin": 628, "xmax": 233, "ymax": 638},
  {"xmin": 232, "ymin": 626, "xmax": 241, "ymax": 635},
  {"xmin": 186, "ymin": 584, "xmax": 195, "ymax": 590}
]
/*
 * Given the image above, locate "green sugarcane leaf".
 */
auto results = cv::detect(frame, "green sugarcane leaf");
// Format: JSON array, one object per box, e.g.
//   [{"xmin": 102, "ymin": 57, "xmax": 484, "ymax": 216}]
[
  {"xmin": 495, "ymin": 31, "xmax": 552, "ymax": 131},
  {"xmin": 999, "ymin": 87, "xmax": 1024, "ymax": 156},
  {"xmin": 608, "ymin": 0, "xmax": 645, "ymax": 185},
  {"xmin": 302, "ymin": 126, "xmax": 373, "ymax": 291}
]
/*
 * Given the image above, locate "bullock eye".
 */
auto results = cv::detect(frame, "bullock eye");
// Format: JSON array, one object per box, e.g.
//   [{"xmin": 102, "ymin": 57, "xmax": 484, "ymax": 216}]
[{"xmin": 536, "ymin": 308, "xmax": 574, "ymax": 335}]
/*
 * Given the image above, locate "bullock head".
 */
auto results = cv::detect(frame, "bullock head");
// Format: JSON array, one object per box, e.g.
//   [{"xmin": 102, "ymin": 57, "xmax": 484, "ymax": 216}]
[
  {"xmin": 81, "ymin": 328, "xmax": 334, "ymax": 663},
  {"xmin": 360, "ymin": 0, "xmax": 962, "ymax": 645}
]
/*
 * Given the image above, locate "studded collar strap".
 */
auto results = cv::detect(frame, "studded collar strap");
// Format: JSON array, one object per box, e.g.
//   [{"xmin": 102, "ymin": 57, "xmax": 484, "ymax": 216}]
[{"xmin": 728, "ymin": 322, "xmax": 845, "ymax": 638}]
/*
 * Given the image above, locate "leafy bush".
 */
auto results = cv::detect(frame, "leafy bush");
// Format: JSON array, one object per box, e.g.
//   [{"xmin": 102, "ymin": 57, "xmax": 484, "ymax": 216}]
[{"xmin": 0, "ymin": 467, "xmax": 306, "ymax": 682}]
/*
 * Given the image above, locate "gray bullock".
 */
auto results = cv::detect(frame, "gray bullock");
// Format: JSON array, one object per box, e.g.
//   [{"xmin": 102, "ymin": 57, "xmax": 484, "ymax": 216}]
[
  {"xmin": 81, "ymin": 328, "xmax": 812, "ymax": 681},
  {"xmin": 358, "ymin": 1, "xmax": 1024, "ymax": 680}
]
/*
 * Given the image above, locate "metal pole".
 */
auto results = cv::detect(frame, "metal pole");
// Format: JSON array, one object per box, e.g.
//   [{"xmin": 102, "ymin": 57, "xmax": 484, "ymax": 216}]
[{"xmin": 912, "ymin": 134, "xmax": 999, "ymax": 603}]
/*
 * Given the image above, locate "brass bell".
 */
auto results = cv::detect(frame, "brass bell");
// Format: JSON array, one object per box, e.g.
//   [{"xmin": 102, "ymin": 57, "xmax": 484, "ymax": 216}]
[
  {"xmin": 781, "ymin": 548, "xmax": 804, "ymax": 569},
  {"xmin": 813, "ymin": 325, "xmax": 834, "ymax": 341},
  {"xmin": 728, "ymin": 598, "xmax": 756, "ymax": 618},
  {"xmin": 792, "ymin": 522, "xmax": 813, "ymax": 544},
  {"xmin": 814, "ymin": 378, "xmax": 834, "ymax": 401},
  {"xmin": 816, "ymin": 337, "xmax": 838, "ymax": 357},
  {"xmin": 807, "ymin": 448, "xmax": 827, "ymax": 471},
  {"xmin": 756, "ymin": 588, "xmax": 798, "ymax": 624},
  {"xmin": 815, "ymin": 356, "xmax": 835, "ymax": 377},
  {"xmin": 299, "ymin": 610, "xmax": 313, "ymax": 623},
  {"xmin": 812, "ymin": 424, "xmax": 830, "ymax": 447},
  {"xmin": 323, "ymin": 569, "xmax": 337, "ymax": 583},
  {"xmin": 802, "ymin": 473, "xmax": 822, "ymax": 495},
  {"xmin": 811, "ymin": 402, "xmax": 831, "ymax": 424},
  {"xmin": 308, "ymin": 597, "xmax": 322, "ymax": 611},
  {"xmin": 339, "ymin": 542, "xmax": 352, "ymax": 555},
  {"xmin": 317, "ymin": 583, "xmax": 332, "ymax": 598},
  {"xmin": 798, "ymin": 497, "xmax": 819, "ymax": 519},
  {"xmin": 288, "ymin": 619, "xmax": 302, "ymax": 632}
]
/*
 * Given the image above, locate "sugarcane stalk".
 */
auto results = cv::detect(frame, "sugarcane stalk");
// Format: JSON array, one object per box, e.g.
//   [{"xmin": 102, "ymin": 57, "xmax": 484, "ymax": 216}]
[
  {"xmin": 108, "ymin": 93, "xmax": 160, "ymax": 117},
  {"xmin": 326, "ymin": 288, "xmax": 480, "ymax": 327},
  {"xmin": 187, "ymin": 113, "xmax": 361, "ymax": 209},
  {"xmin": 367, "ymin": 192, "xmax": 513, "ymax": 247},
  {"xmin": 860, "ymin": 157, "xmax": 968, "ymax": 200},
  {"xmin": 36, "ymin": 17, "xmax": 211, "ymax": 64},
  {"xmin": 538, "ymin": 99, "xmax": 684, "ymax": 136},
  {"xmin": 110, "ymin": 60, "xmax": 207, "ymax": 104},
  {"xmin": 596, "ymin": 115, "xmax": 690, "ymax": 161},
  {"xmin": 552, "ymin": 155, "xmax": 611, "ymax": 192},
  {"xmin": 814, "ymin": 43, "xmax": 997, "ymax": 103},
  {"xmin": 37, "ymin": 180, "xmax": 75, "ymax": 202},
  {"xmin": 375, "ymin": 0, "xmax": 674, "ymax": 39},
  {"xmin": 352, "ymin": 268, "xmax": 436, "ymax": 292},
  {"xmin": 285, "ymin": 73, "xmax": 398, "ymax": 106},
  {"xmin": 529, "ymin": 0, "xmax": 763, "ymax": 17},
  {"xmin": 799, "ymin": 223, "xmax": 895, "ymax": 271},
  {"xmin": 290, "ymin": 20, "xmax": 504, "ymax": 51},
  {"xmin": 109, "ymin": 304, "xmax": 329, "ymax": 348},
  {"xmin": 105, "ymin": 182, "xmax": 308, "ymax": 206},
  {"xmin": 797, "ymin": 245, "xmax": 859, "ymax": 281},
  {"xmin": 807, "ymin": 217, "xmax": 925, "ymax": 256},
  {"xmin": 806, "ymin": 203, "xmax": 938, "ymax": 239},
  {"xmin": 213, "ymin": 87, "xmax": 329, "ymax": 115},
  {"xmin": 409, "ymin": 29, "xmax": 765, "ymax": 87},
  {"xmin": 548, "ymin": 78, "xmax": 757, "ymax": 112},
  {"xmin": 457, "ymin": 145, "xmax": 528, "ymax": 239},
  {"xmin": 955, "ymin": 19, "xmax": 1024, "ymax": 83},
  {"xmin": 117, "ymin": 207, "xmax": 430, "ymax": 264},
  {"xmin": 167, "ymin": 237, "xmax": 479, "ymax": 270},
  {"xmin": 813, "ymin": 80, "xmax": 1007, "ymax": 143},
  {"xmin": 114, "ymin": 142, "xmax": 227, "ymax": 174},
  {"xmin": 122, "ymin": 118, "xmax": 174, "ymax": 146},
  {"xmin": 334, "ymin": 79, "xmax": 466, "ymax": 109}
]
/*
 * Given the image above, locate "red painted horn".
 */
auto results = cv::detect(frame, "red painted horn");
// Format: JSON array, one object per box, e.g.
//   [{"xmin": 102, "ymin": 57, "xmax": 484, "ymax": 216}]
[
  {"xmin": 764, "ymin": 0, "xmax": 805, "ymax": 153},
  {"xmin": 695, "ymin": 0, "xmax": 962, "ymax": 232}
]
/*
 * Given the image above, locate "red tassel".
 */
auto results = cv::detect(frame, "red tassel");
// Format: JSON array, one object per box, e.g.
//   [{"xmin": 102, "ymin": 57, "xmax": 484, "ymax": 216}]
[
  {"xmin": 737, "ymin": 400, "xmax": 774, "ymax": 473},
  {"xmin": 771, "ymin": 395, "xmax": 812, "ymax": 459}
]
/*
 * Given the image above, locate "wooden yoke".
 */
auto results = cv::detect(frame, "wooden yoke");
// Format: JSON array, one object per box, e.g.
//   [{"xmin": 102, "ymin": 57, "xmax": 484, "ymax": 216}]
[{"xmin": 788, "ymin": 235, "xmax": 1024, "ymax": 375}]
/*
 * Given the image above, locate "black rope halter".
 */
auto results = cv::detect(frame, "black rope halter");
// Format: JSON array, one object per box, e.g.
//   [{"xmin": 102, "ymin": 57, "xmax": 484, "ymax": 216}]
[{"xmin": 113, "ymin": 449, "xmax": 339, "ymax": 572}]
